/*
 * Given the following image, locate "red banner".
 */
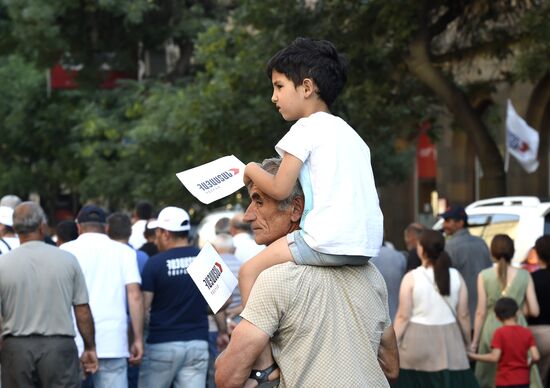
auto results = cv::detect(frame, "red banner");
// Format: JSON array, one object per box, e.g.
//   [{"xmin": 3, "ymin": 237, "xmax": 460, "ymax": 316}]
[
  {"xmin": 50, "ymin": 63, "xmax": 134, "ymax": 90},
  {"xmin": 416, "ymin": 124, "xmax": 437, "ymax": 179}
]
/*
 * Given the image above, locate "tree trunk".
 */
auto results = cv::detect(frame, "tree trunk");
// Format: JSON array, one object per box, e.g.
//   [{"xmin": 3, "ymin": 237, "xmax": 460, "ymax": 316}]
[
  {"xmin": 405, "ymin": 25, "xmax": 506, "ymax": 198},
  {"xmin": 525, "ymin": 73, "xmax": 550, "ymax": 196}
]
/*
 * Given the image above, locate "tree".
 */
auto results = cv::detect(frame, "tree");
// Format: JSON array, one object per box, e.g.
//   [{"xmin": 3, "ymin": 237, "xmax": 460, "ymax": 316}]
[{"xmin": 356, "ymin": 0, "xmax": 549, "ymax": 197}]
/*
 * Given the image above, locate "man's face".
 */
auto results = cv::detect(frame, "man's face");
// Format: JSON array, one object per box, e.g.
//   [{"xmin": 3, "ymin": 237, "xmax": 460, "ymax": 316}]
[
  {"xmin": 443, "ymin": 218, "xmax": 464, "ymax": 236},
  {"xmin": 404, "ymin": 231, "xmax": 416, "ymax": 250},
  {"xmin": 155, "ymin": 228, "xmax": 167, "ymax": 252},
  {"xmin": 243, "ymin": 183, "xmax": 299, "ymax": 246}
]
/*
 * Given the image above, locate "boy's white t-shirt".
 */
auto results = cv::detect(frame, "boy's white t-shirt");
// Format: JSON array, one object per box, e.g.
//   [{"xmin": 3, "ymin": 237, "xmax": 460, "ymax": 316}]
[{"xmin": 275, "ymin": 111, "xmax": 383, "ymax": 257}]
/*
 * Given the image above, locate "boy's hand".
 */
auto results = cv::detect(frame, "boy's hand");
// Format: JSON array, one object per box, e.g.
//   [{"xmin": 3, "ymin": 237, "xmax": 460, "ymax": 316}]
[{"xmin": 243, "ymin": 162, "xmax": 257, "ymax": 185}]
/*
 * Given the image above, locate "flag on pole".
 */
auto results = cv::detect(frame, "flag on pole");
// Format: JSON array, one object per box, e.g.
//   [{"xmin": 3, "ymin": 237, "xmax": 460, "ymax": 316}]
[{"xmin": 506, "ymin": 99, "xmax": 539, "ymax": 173}]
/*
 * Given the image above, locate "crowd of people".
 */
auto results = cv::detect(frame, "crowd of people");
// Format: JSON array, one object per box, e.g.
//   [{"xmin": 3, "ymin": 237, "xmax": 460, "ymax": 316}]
[
  {"xmin": 1, "ymin": 36, "xmax": 549, "ymax": 388},
  {"xmin": 380, "ymin": 206, "xmax": 550, "ymax": 388}
]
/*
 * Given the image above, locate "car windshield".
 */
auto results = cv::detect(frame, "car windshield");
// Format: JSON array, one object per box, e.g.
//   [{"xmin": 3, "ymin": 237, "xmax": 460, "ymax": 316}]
[{"xmin": 468, "ymin": 213, "xmax": 520, "ymax": 248}]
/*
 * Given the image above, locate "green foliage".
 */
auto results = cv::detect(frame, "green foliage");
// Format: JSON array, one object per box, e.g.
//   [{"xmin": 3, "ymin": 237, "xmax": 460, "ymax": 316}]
[
  {"xmin": 515, "ymin": 1, "xmax": 550, "ymax": 80},
  {"xmin": 6, "ymin": 0, "xmax": 547, "ymax": 216}
]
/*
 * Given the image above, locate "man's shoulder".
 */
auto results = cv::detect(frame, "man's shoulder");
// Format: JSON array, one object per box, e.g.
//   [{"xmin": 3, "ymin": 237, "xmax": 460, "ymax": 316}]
[{"xmin": 258, "ymin": 262, "xmax": 385, "ymax": 288}]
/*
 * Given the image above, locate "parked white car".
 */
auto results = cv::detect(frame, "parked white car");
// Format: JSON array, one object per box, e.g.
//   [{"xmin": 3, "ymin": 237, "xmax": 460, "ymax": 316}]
[{"xmin": 434, "ymin": 196, "xmax": 550, "ymax": 265}]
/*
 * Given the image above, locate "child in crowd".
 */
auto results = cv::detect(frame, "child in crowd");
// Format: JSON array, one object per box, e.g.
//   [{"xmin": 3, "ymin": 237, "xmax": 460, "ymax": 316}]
[
  {"xmin": 240, "ymin": 37, "xmax": 383, "ymax": 386},
  {"xmin": 469, "ymin": 297, "xmax": 540, "ymax": 388}
]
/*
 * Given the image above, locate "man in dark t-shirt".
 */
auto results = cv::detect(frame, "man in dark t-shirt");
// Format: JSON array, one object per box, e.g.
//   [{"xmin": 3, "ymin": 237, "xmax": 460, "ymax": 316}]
[{"xmin": 138, "ymin": 206, "xmax": 212, "ymax": 388}]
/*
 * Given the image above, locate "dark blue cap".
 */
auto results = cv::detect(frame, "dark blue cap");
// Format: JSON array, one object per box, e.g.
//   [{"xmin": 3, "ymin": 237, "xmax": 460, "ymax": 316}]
[
  {"xmin": 439, "ymin": 204, "xmax": 467, "ymax": 223},
  {"xmin": 77, "ymin": 205, "xmax": 107, "ymax": 224}
]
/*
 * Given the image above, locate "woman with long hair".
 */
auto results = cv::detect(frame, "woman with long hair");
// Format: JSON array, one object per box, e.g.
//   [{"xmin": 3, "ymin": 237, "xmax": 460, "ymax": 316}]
[
  {"xmin": 472, "ymin": 234, "xmax": 541, "ymax": 388},
  {"xmin": 393, "ymin": 230, "xmax": 478, "ymax": 387}
]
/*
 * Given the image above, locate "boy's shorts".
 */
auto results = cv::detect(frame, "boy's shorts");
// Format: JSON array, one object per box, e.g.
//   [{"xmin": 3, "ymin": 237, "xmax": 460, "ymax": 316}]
[{"xmin": 287, "ymin": 230, "xmax": 370, "ymax": 266}]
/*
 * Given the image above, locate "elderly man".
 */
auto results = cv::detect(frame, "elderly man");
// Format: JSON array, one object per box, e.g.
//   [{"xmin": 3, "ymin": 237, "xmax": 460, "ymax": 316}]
[
  {"xmin": 0, "ymin": 202, "xmax": 98, "ymax": 387},
  {"xmin": 216, "ymin": 158, "xmax": 398, "ymax": 387}
]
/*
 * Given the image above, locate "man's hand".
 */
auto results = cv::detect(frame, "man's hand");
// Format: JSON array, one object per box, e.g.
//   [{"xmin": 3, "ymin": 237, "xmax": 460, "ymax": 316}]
[
  {"xmin": 80, "ymin": 349, "xmax": 99, "ymax": 376},
  {"xmin": 378, "ymin": 325, "xmax": 399, "ymax": 383},
  {"xmin": 129, "ymin": 338, "xmax": 144, "ymax": 366},
  {"xmin": 217, "ymin": 333, "xmax": 230, "ymax": 352}
]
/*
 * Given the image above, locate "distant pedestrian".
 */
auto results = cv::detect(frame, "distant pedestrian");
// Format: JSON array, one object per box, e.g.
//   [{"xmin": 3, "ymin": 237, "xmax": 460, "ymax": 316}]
[
  {"xmin": 139, "ymin": 206, "xmax": 213, "ymax": 388},
  {"xmin": 138, "ymin": 220, "xmax": 158, "ymax": 257},
  {"xmin": 107, "ymin": 212, "xmax": 149, "ymax": 388},
  {"xmin": 529, "ymin": 235, "xmax": 550, "ymax": 387},
  {"xmin": 129, "ymin": 201, "xmax": 153, "ymax": 250},
  {"xmin": 55, "ymin": 219, "xmax": 78, "ymax": 246},
  {"xmin": 442, "ymin": 204, "xmax": 492, "ymax": 325},
  {"xmin": 469, "ymin": 297, "xmax": 540, "ymax": 388},
  {"xmin": 371, "ymin": 245, "xmax": 407, "ymax": 321},
  {"xmin": 471, "ymin": 234, "xmax": 541, "ymax": 388},
  {"xmin": 107, "ymin": 212, "xmax": 149, "ymax": 274},
  {"xmin": 0, "ymin": 202, "xmax": 98, "ymax": 387},
  {"xmin": 403, "ymin": 222, "xmax": 424, "ymax": 271},
  {"xmin": 0, "ymin": 206, "xmax": 19, "ymax": 254},
  {"xmin": 393, "ymin": 229, "xmax": 478, "ymax": 388},
  {"xmin": 0, "ymin": 194, "xmax": 21, "ymax": 209},
  {"xmin": 61, "ymin": 205, "xmax": 143, "ymax": 388}
]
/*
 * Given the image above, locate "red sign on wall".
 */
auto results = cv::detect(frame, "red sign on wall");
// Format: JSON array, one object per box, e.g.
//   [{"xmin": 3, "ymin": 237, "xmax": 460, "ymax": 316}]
[
  {"xmin": 417, "ymin": 124, "xmax": 437, "ymax": 179},
  {"xmin": 49, "ymin": 63, "xmax": 134, "ymax": 90}
]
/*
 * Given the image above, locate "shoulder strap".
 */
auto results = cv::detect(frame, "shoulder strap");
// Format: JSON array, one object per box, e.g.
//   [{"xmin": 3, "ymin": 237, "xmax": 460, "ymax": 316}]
[
  {"xmin": 419, "ymin": 268, "xmax": 469, "ymax": 344},
  {"xmin": 0, "ymin": 238, "xmax": 11, "ymax": 251}
]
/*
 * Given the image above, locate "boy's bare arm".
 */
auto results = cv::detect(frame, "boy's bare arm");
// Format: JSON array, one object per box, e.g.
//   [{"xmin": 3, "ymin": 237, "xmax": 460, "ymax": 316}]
[
  {"xmin": 467, "ymin": 348, "xmax": 501, "ymax": 363},
  {"xmin": 245, "ymin": 154, "xmax": 302, "ymax": 200}
]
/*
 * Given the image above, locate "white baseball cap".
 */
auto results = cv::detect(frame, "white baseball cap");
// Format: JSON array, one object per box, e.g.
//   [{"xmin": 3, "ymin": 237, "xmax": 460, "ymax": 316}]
[
  {"xmin": 147, "ymin": 206, "xmax": 190, "ymax": 232},
  {"xmin": 0, "ymin": 206, "xmax": 14, "ymax": 227}
]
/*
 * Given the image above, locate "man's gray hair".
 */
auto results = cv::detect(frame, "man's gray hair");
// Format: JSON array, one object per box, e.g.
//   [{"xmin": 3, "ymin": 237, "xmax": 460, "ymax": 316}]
[
  {"xmin": 13, "ymin": 201, "xmax": 46, "ymax": 234},
  {"xmin": 248, "ymin": 157, "xmax": 304, "ymax": 211}
]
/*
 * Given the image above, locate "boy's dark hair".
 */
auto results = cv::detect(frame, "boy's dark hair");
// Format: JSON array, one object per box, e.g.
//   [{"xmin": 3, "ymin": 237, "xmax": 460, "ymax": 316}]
[
  {"xmin": 494, "ymin": 297, "xmax": 519, "ymax": 320},
  {"xmin": 267, "ymin": 37, "xmax": 348, "ymax": 107}
]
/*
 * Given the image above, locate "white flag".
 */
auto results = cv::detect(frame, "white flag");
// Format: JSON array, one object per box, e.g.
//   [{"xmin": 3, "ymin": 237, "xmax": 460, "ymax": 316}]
[
  {"xmin": 187, "ymin": 242, "xmax": 238, "ymax": 313},
  {"xmin": 506, "ymin": 100, "xmax": 539, "ymax": 173},
  {"xmin": 176, "ymin": 155, "xmax": 246, "ymax": 204}
]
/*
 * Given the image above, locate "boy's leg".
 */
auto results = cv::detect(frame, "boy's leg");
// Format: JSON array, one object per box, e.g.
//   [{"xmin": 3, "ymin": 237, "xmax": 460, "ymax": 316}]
[{"xmin": 239, "ymin": 235, "xmax": 292, "ymax": 306}]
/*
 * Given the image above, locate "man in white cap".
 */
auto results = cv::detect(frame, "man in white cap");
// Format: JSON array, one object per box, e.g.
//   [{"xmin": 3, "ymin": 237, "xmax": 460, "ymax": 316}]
[
  {"xmin": 0, "ymin": 206, "xmax": 20, "ymax": 254},
  {"xmin": 139, "ymin": 206, "xmax": 226, "ymax": 388}
]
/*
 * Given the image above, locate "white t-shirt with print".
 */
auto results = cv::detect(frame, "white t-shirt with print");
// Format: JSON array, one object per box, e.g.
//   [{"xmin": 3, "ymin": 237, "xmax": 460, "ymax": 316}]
[
  {"xmin": 61, "ymin": 233, "xmax": 141, "ymax": 358},
  {"xmin": 275, "ymin": 111, "xmax": 383, "ymax": 257}
]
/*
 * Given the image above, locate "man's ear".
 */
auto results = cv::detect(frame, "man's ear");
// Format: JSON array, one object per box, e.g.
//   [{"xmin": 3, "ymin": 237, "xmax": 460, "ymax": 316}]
[{"xmin": 290, "ymin": 196, "xmax": 305, "ymax": 223}]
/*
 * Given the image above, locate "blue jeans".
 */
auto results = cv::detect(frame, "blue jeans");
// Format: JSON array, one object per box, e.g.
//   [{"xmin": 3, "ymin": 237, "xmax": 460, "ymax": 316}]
[
  {"xmin": 90, "ymin": 358, "xmax": 127, "ymax": 388},
  {"xmin": 138, "ymin": 340, "xmax": 208, "ymax": 388}
]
